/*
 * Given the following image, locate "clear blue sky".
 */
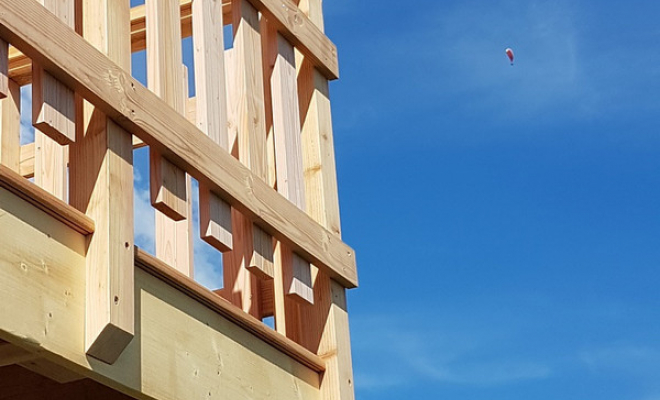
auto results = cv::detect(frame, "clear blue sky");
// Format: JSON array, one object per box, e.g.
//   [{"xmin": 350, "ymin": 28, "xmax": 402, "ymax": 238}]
[
  {"xmin": 322, "ymin": 0, "xmax": 660, "ymax": 399},
  {"xmin": 87, "ymin": 1, "xmax": 660, "ymax": 399}
]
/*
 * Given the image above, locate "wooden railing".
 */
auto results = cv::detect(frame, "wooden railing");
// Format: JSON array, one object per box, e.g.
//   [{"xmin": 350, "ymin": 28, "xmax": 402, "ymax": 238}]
[{"xmin": 0, "ymin": 0, "xmax": 355, "ymax": 398}]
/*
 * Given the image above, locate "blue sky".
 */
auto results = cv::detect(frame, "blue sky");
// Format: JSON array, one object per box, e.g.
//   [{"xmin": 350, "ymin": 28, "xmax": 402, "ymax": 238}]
[
  {"xmin": 323, "ymin": 0, "xmax": 660, "ymax": 399},
  {"xmin": 17, "ymin": 0, "xmax": 654, "ymax": 398}
]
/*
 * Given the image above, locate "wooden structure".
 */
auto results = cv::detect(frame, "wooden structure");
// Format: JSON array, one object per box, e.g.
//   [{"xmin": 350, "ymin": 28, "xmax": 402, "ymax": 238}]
[{"xmin": 0, "ymin": 0, "xmax": 357, "ymax": 398}]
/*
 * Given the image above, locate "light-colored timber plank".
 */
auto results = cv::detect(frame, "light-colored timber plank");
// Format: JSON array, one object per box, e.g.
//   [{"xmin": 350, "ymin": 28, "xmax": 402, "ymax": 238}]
[
  {"xmin": 32, "ymin": 0, "xmax": 73, "ymax": 201},
  {"xmin": 0, "ymin": 39, "xmax": 8, "ymax": 98},
  {"xmin": 193, "ymin": 0, "xmax": 233, "ymax": 253},
  {"xmin": 0, "ymin": 189, "xmax": 321, "ymax": 400},
  {"xmin": 247, "ymin": 0, "xmax": 338, "ymax": 80},
  {"xmin": 0, "ymin": 342, "xmax": 39, "ymax": 367},
  {"xmin": 0, "ymin": 164, "xmax": 94, "ymax": 235},
  {"xmin": 0, "ymin": 79, "xmax": 20, "ymax": 171},
  {"xmin": 32, "ymin": 0, "xmax": 76, "ymax": 145},
  {"xmin": 154, "ymin": 63, "xmax": 194, "ymax": 276},
  {"xmin": 33, "ymin": 128, "xmax": 67, "ymax": 200},
  {"xmin": 221, "ymin": 0, "xmax": 270, "ymax": 317},
  {"xmin": 0, "ymin": 0, "xmax": 358, "ymax": 287},
  {"xmin": 268, "ymin": 26, "xmax": 315, "ymax": 310},
  {"xmin": 147, "ymin": 0, "xmax": 188, "ymax": 222},
  {"xmin": 298, "ymin": 1, "xmax": 356, "ymax": 398},
  {"xmin": 19, "ymin": 143, "xmax": 34, "ymax": 179},
  {"xmin": 68, "ymin": 0, "xmax": 135, "ymax": 365}
]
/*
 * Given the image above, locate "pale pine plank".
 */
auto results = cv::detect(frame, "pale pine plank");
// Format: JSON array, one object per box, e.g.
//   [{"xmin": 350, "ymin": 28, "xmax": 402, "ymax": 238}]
[
  {"xmin": 269, "ymin": 27, "xmax": 314, "ymax": 305},
  {"xmin": 33, "ymin": 0, "xmax": 73, "ymax": 201},
  {"xmin": 193, "ymin": 0, "xmax": 233, "ymax": 253},
  {"xmin": 32, "ymin": 0, "xmax": 76, "ymax": 145},
  {"xmin": 0, "ymin": 39, "xmax": 8, "ymax": 98},
  {"xmin": 147, "ymin": 0, "xmax": 193, "ymax": 276},
  {"xmin": 221, "ymin": 0, "xmax": 271, "ymax": 318},
  {"xmin": 147, "ymin": 0, "xmax": 189, "ymax": 222},
  {"xmin": 0, "ymin": 79, "xmax": 20, "ymax": 172}
]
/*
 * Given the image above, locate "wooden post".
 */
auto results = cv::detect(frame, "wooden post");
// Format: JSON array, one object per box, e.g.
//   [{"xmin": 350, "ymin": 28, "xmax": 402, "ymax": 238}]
[
  {"xmin": 0, "ymin": 79, "xmax": 20, "ymax": 172},
  {"xmin": 147, "ymin": 0, "xmax": 193, "ymax": 276},
  {"xmin": 297, "ymin": 0, "xmax": 356, "ymax": 398},
  {"xmin": 69, "ymin": 0, "xmax": 135, "ymax": 364},
  {"xmin": 192, "ymin": 0, "xmax": 233, "ymax": 254}
]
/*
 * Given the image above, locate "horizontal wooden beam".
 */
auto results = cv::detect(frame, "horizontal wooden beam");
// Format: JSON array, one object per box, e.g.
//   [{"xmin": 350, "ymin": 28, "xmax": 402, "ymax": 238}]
[
  {"xmin": 0, "ymin": 342, "xmax": 39, "ymax": 367},
  {"xmin": 8, "ymin": 0, "xmax": 338, "ymax": 85},
  {"xmin": 249, "ymin": 0, "xmax": 339, "ymax": 79},
  {"xmin": 0, "ymin": 0, "xmax": 357, "ymax": 288},
  {"xmin": 0, "ymin": 164, "xmax": 94, "ymax": 235},
  {"xmin": 135, "ymin": 248, "xmax": 325, "ymax": 372}
]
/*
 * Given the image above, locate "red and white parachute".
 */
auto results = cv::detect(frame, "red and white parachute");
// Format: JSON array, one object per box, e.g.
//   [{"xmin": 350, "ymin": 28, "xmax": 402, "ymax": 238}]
[{"xmin": 505, "ymin": 48, "xmax": 514, "ymax": 65}]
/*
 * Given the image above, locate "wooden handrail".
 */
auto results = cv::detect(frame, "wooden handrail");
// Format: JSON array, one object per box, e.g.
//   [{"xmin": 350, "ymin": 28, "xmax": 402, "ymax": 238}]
[
  {"xmin": 134, "ymin": 247, "xmax": 326, "ymax": 372},
  {"xmin": 0, "ymin": 164, "xmax": 94, "ymax": 235},
  {"xmin": 0, "ymin": 0, "xmax": 357, "ymax": 288}
]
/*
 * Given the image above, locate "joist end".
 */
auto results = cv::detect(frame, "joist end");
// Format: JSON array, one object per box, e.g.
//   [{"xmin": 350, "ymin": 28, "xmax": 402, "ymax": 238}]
[{"xmin": 86, "ymin": 323, "xmax": 134, "ymax": 365}]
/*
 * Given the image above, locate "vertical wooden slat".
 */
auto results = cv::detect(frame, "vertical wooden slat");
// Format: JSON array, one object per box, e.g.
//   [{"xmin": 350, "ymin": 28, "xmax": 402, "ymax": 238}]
[
  {"xmin": 69, "ymin": 0, "xmax": 135, "ymax": 364},
  {"xmin": 147, "ymin": 0, "xmax": 193, "ymax": 275},
  {"xmin": 147, "ymin": 0, "xmax": 188, "ymax": 223},
  {"xmin": 221, "ymin": 0, "xmax": 272, "ymax": 318},
  {"xmin": 32, "ymin": 1, "xmax": 76, "ymax": 145},
  {"xmin": 297, "ymin": 0, "xmax": 356, "ymax": 398},
  {"xmin": 193, "ymin": 0, "xmax": 233, "ymax": 253},
  {"xmin": 33, "ymin": 0, "xmax": 73, "ymax": 201},
  {"xmin": 269, "ymin": 25, "xmax": 315, "ymax": 319},
  {"xmin": 0, "ymin": 79, "xmax": 20, "ymax": 172},
  {"xmin": 0, "ymin": 40, "xmax": 8, "ymax": 99}
]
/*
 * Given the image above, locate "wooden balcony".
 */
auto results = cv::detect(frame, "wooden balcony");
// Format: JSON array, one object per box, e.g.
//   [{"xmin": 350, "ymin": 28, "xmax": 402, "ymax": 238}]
[{"xmin": 0, "ymin": 0, "xmax": 356, "ymax": 398}]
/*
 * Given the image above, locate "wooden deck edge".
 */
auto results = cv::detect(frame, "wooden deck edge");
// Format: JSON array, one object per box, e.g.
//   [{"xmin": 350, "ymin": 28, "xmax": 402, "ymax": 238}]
[
  {"xmin": 0, "ymin": 164, "xmax": 94, "ymax": 235},
  {"xmin": 134, "ymin": 247, "xmax": 326, "ymax": 373}
]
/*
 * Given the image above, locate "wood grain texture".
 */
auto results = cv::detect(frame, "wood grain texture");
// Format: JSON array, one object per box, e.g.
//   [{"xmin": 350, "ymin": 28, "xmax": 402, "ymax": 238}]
[
  {"xmin": 297, "ymin": 1, "xmax": 356, "ymax": 398},
  {"xmin": 147, "ymin": 0, "xmax": 193, "ymax": 276},
  {"xmin": 0, "ymin": 0, "xmax": 358, "ymax": 287},
  {"xmin": 147, "ymin": 0, "xmax": 188, "ymax": 222},
  {"xmin": 69, "ymin": 0, "xmax": 135, "ymax": 365},
  {"xmin": 0, "ymin": 190, "xmax": 322, "ymax": 399},
  {"xmin": 0, "ymin": 39, "xmax": 7, "ymax": 98},
  {"xmin": 221, "ymin": 0, "xmax": 271, "ymax": 316},
  {"xmin": 32, "ymin": 0, "xmax": 73, "ymax": 201},
  {"xmin": 193, "ymin": 0, "xmax": 233, "ymax": 253},
  {"xmin": 19, "ymin": 143, "xmax": 34, "ymax": 179},
  {"xmin": 0, "ymin": 79, "xmax": 19, "ymax": 172},
  {"xmin": 0, "ymin": 164, "xmax": 94, "ymax": 235}
]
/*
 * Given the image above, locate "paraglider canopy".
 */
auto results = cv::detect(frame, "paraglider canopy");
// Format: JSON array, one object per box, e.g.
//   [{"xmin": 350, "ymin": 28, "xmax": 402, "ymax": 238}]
[{"xmin": 505, "ymin": 48, "xmax": 514, "ymax": 65}]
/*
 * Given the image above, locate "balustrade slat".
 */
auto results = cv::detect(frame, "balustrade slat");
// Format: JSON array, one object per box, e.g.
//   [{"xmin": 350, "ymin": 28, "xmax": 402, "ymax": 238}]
[{"xmin": 193, "ymin": 0, "xmax": 234, "ymax": 254}]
